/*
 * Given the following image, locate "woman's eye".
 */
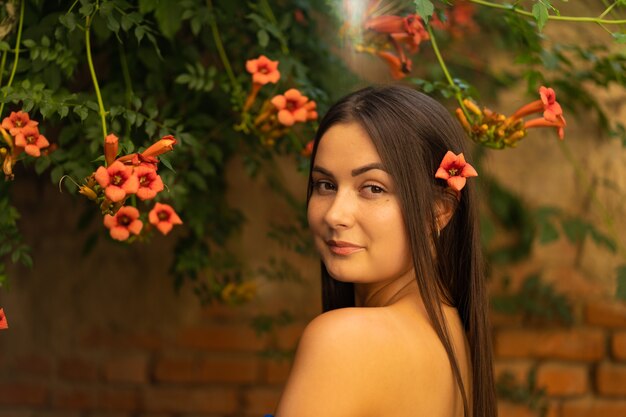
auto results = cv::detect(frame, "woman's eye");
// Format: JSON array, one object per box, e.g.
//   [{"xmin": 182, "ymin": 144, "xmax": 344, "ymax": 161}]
[
  {"xmin": 363, "ymin": 184, "xmax": 385, "ymax": 195},
  {"xmin": 313, "ymin": 180, "xmax": 336, "ymax": 194}
]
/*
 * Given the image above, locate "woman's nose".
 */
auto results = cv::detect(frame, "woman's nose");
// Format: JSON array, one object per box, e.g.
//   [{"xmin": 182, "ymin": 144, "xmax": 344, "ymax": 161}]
[{"xmin": 323, "ymin": 190, "xmax": 356, "ymax": 229}]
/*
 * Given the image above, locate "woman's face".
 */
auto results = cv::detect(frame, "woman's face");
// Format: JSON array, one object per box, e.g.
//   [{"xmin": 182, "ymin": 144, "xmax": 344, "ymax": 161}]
[{"xmin": 307, "ymin": 122, "xmax": 414, "ymax": 285}]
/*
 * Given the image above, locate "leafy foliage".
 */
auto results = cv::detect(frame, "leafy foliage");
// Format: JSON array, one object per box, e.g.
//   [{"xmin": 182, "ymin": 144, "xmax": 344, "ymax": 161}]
[
  {"xmin": 496, "ymin": 369, "xmax": 548, "ymax": 417},
  {"xmin": 0, "ymin": 0, "xmax": 625, "ymax": 313},
  {"xmin": 0, "ymin": 0, "xmax": 351, "ymax": 301},
  {"xmin": 492, "ymin": 273, "xmax": 574, "ymax": 325}
]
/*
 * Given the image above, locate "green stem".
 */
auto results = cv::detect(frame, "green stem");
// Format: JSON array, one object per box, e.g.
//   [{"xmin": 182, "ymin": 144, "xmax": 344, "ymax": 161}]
[
  {"xmin": 119, "ymin": 43, "xmax": 133, "ymax": 142},
  {"xmin": 468, "ymin": 0, "xmax": 626, "ymax": 24},
  {"xmin": 206, "ymin": 0, "xmax": 239, "ymax": 91},
  {"xmin": 557, "ymin": 140, "xmax": 626, "ymax": 258},
  {"xmin": 85, "ymin": 15, "xmax": 108, "ymax": 142},
  {"xmin": 426, "ymin": 25, "xmax": 469, "ymax": 118},
  {"xmin": 0, "ymin": 0, "xmax": 25, "ymax": 118},
  {"xmin": 259, "ymin": 0, "xmax": 289, "ymax": 53},
  {"xmin": 0, "ymin": 51, "xmax": 8, "ymax": 90},
  {"xmin": 599, "ymin": 1, "xmax": 617, "ymax": 19}
]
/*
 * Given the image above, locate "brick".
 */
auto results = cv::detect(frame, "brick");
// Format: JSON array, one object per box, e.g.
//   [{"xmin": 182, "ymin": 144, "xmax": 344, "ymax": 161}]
[
  {"xmin": 154, "ymin": 354, "xmax": 258, "ymax": 383},
  {"xmin": 176, "ymin": 324, "xmax": 267, "ymax": 351},
  {"xmin": 143, "ymin": 387, "xmax": 237, "ymax": 414},
  {"xmin": 201, "ymin": 302, "xmax": 257, "ymax": 319},
  {"xmin": 29, "ymin": 413, "xmax": 81, "ymax": 417},
  {"xmin": 489, "ymin": 310, "xmax": 524, "ymax": 327},
  {"xmin": 135, "ymin": 414, "xmax": 171, "ymax": 417},
  {"xmin": 612, "ymin": 331, "xmax": 626, "ymax": 361},
  {"xmin": 102, "ymin": 355, "xmax": 148, "ymax": 383},
  {"xmin": 494, "ymin": 360, "xmax": 533, "ymax": 384},
  {"xmin": 58, "ymin": 357, "xmax": 99, "ymax": 381},
  {"xmin": 562, "ymin": 398, "xmax": 626, "ymax": 417},
  {"xmin": 275, "ymin": 323, "xmax": 305, "ymax": 350},
  {"xmin": 546, "ymin": 402, "xmax": 561, "ymax": 417},
  {"xmin": 497, "ymin": 402, "xmax": 540, "ymax": 417},
  {"xmin": 585, "ymin": 301, "xmax": 626, "ymax": 328},
  {"xmin": 265, "ymin": 358, "xmax": 292, "ymax": 384},
  {"xmin": 0, "ymin": 411, "xmax": 32, "ymax": 417},
  {"xmin": 495, "ymin": 329, "xmax": 605, "ymax": 361},
  {"xmin": 97, "ymin": 388, "xmax": 139, "ymax": 411},
  {"xmin": 13, "ymin": 353, "xmax": 53, "ymax": 376},
  {"xmin": 81, "ymin": 328, "xmax": 161, "ymax": 351},
  {"xmin": 243, "ymin": 387, "xmax": 282, "ymax": 415},
  {"xmin": 87, "ymin": 413, "xmax": 132, "ymax": 417},
  {"xmin": 536, "ymin": 363, "xmax": 588, "ymax": 396},
  {"xmin": 52, "ymin": 388, "xmax": 96, "ymax": 410},
  {"xmin": 0, "ymin": 382, "xmax": 48, "ymax": 406},
  {"xmin": 596, "ymin": 362, "xmax": 626, "ymax": 396}
]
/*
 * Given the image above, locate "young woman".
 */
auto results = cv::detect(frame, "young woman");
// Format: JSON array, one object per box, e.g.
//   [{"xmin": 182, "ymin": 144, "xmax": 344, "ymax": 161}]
[{"xmin": 270, "ymin": 85, "xmax": 496, "ymax": 417}]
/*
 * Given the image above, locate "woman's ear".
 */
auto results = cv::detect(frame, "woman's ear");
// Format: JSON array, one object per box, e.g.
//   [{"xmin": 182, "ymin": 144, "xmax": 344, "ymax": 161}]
[{"xmin": 434, "ymin": 192, "xmax": 457, "ymax": 233}]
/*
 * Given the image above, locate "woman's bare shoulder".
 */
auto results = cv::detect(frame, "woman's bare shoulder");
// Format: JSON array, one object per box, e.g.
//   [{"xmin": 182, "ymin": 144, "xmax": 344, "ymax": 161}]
[{"xmin": 274, "ymin": 307, "xmax": 439, "ymax": 417}]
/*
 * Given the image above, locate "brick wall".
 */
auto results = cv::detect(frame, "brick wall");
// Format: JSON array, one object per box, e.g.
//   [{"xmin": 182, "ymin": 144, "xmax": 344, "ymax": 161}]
[
  {"xmin": 0, "ymin": 312, "xmax": 305, "ymax": 417},
  {"xmin": 494, "ymin": 301, "xmax": 626, "ymax": 417},
  {"xmin": 1, "ymin": 102, "xmax": 626, "ymax": 417}
]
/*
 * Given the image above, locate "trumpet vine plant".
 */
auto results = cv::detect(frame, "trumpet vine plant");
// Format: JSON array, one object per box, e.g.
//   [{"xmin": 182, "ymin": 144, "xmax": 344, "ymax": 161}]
[{"xmin": 0, "ymin": 0, "xmax": 625, "ymax": 336}]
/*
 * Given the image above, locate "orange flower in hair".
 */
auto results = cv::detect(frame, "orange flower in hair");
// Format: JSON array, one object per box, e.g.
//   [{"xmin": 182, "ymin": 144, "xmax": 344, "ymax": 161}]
[{"xmin": 435, "ymin": 151, "xmax": 478, "ymax": 192}]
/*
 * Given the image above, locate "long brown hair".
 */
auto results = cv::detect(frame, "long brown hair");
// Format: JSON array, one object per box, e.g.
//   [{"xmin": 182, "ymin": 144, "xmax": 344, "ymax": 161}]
[{"xmin": 306, "ymin": 85, "xmax": 497, "ymax": 417}]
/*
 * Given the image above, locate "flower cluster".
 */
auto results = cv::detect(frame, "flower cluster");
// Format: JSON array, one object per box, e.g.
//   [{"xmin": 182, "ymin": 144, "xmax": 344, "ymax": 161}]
[
  {"xmin": 456, "ymin": 86, "xmax": 567, "ymax": 149},
  {"xmin": 241, "ymin": 55, "xmax": 317, "ymax": 151},
  {"xmin": 344, "ymin": 1, "xmax": 476, "ymax": 80},
  {"xmin": 221, "ymin": 280, "xmax": 258, "ymax": 304},
  {"xmin": 0, "ymin": 111, "xmax": 50, "ymax": 180},
  {"xmin": 430, "ymin": 2, "xmax": 478, "ymax": 39},
  {"xmin": 77, "ymin": 134, "xmax": 183, "ymax": 241}
]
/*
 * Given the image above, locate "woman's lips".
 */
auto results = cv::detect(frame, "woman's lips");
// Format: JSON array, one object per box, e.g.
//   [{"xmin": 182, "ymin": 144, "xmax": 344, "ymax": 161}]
[{"xmin": 326, "ymin": 240, "xmax": 364, "ymax": 255}]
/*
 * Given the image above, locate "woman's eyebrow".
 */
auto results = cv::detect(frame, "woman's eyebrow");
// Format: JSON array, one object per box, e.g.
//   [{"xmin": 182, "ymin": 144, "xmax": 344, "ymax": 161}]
[
  {"xmin": 312, "ymin": 166, "xmax": 333, "ymax": 177},
  {"xmin": 351, "ymin": 162, "xmax": 387, "ymax": 176},
  {"xmin": 312, "ymin": 163, "xmax": 387, "ymax": 177}
]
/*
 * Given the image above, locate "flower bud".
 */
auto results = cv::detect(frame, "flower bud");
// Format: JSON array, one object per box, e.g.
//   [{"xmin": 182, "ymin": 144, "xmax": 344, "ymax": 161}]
[
  {"xmin": 0, "ymin": 127, "xmax": 13, "ymax": 148},
  {"xmin": 2, "ymin": 153, "xmax": 14, "ymax": 180},
  {"xmin": 463, "ymin": 99, "xmax": 482, "ymax": 117},
  {"xmin": 105, "ymin": 133, "xmax": 119, "ymax": 166},
  {"xmin": 79, "ymin": 185, "xmax": 98, "ymax": 201},
  {"xmin": 142, "ymin": 135, "xmax": 177, "ymax": 158},
  {"xmin": 455, "ymin": 108, "xmax": 471, "ymax": 132}
]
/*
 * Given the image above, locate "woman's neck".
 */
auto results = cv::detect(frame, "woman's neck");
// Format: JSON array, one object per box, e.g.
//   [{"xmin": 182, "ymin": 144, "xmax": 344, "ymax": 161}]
[{"xmin": 354, "ymin": 271, "xmax": 421, "ymax": 308}]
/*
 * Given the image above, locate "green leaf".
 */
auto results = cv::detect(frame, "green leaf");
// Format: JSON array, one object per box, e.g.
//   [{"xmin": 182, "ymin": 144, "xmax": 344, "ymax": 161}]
[
  {"xmin": 121, "ymin": 14, "xmax": 134, "ymax": 31},
  {"xmin": 612, "ymin": 33, "xmax": 626, "ymax": 44},
  {"xmin": 190, "ymin": 17, "xmax": 202, "ymax": 36},
  {"xmin": 79, "ymin": 2, "xmax": 94, "ymax": 16},
  {"xmin": 414, "ymin": 0, "xmax": 434, "ymax": 23},
  {"xmin": 538, "ymin": 221, "xmax": 559, "ymax": 244},
  {"xmin": 139, "ymin": 0, "xmax": 158, "ymax": 13},
  {"xmin": 175, "ymin": 74, "xmax": 191, "ymax": 84},
  {"xmin": 73, "ymin": 105, "xmax": 88, "ymax": 121},
  {"xmin": 561, "ymin": 218, "xmax": 588, "ymax": 244},
  {"xmin": 34, "ymin": 156, "xmax": 51, "ymax": 174},
  {"xmin": 135, "ymin": 26, "xmax": 146, "ymax": 44},
  {"xmin": 107, "ymin": 13, "xmax": 121, "ymax": 34},
  {"xmin": 589, "ymin": 228, "xmax": 617, "ymax": 253},
  {"xmin": 50, "ymin": 165, "xmax": 64, "ymax": 184},
  {"xmin": 532, "ymin": 3, "xmax": 549, "ymax": 31},
  {"xmin": 257, "ymin": 29, "xmax": 269, "ymax": 48},
  {"xmin": 154, "ymin": 2, "xmax": 183, "ymax": 39},
  {"xmin": 159, "ymin": 153, "xmax": 176, "ymax": 172},
  {"xmin": 617, "ymin": 265, "xmax": 626, "ymax": 301}
]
